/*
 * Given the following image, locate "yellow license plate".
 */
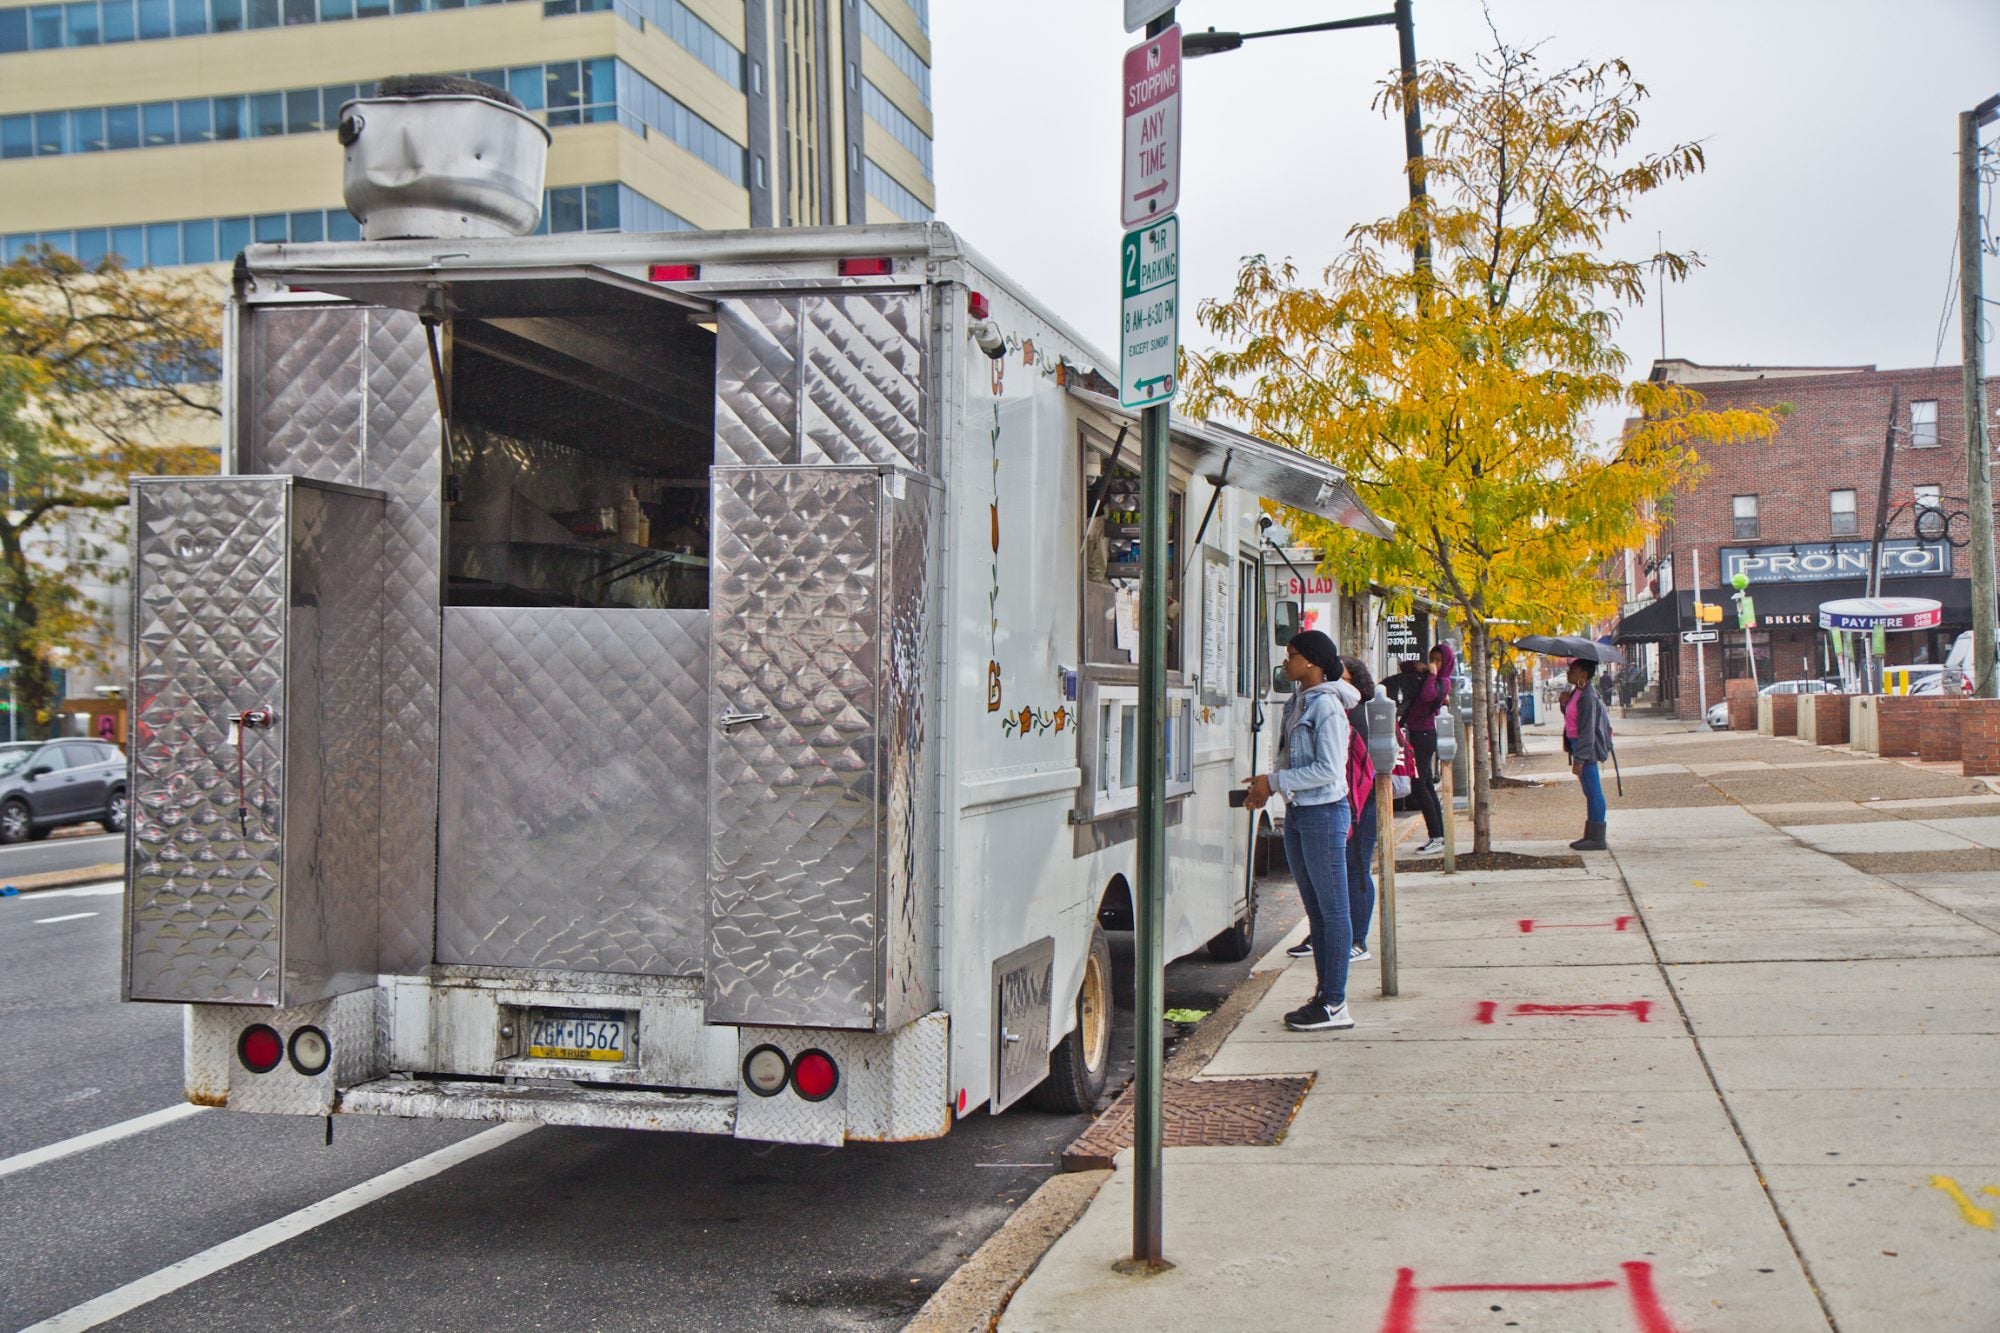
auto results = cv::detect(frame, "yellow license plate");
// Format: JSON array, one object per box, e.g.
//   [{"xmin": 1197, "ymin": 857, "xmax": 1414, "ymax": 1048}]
[{"xmin": 526, "ymin": 1011, "xmax": 627, "ymax": 1062}]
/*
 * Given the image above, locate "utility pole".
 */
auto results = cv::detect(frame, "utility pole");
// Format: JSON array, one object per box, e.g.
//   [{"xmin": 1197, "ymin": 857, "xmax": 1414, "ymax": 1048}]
[
  {"xmin": 1691, "ymin": 547, "xmax": 1708, "ymax": 720},
  {"xmin": 1960, "ymin": 94, "xmax": 1998, "ymax": 699},
  {"xmin": 1393, "ymin": 0, "xmax": 1428, "ymax": 288}
]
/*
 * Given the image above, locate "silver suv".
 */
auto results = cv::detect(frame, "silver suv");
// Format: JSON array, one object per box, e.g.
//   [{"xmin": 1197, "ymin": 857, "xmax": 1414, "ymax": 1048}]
[{"xmin": 0, "ymin": 740, "xmax": 128, "ymax": 843}]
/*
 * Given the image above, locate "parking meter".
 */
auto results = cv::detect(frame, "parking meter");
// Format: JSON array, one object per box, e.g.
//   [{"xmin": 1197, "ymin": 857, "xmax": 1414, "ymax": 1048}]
[
  {"xmin": 1450, "ymin": 678, "xmax": 1473, "ymax": 791},
  {"xmin": 1364, "ymin": 685, "xmax": 1398, "ymax": 770},
  {"xmin": 1433, "ymin": 705, "xmax": 1457, "ymax": 763}
]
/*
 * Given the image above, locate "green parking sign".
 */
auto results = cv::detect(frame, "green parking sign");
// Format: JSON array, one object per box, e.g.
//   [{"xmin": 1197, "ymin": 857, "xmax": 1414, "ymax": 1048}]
[{"xmin": 1120, "ymin": 217, "xmax": 1178, "ymax": 409}]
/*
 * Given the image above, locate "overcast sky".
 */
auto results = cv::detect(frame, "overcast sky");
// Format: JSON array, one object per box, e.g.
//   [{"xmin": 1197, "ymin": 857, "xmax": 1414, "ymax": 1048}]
[{"xmin": 929, "ymin": 1, "xmax": 1999, "ymax": 443}]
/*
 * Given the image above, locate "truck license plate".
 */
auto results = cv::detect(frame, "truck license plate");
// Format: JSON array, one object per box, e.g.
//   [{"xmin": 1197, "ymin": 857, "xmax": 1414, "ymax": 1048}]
[{"xmin": 526, "ymin": 1010, "xmax": 628, "ymax": 1062}]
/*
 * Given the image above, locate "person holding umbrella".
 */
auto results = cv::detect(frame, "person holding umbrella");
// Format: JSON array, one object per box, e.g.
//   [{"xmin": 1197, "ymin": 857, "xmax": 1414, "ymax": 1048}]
[{"xmin": 1514, "ymin": 635, "xmax": 1623, "ymax": 852}]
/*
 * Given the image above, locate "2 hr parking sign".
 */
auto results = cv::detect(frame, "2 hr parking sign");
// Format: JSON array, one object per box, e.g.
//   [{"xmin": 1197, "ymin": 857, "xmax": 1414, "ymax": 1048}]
[{"xmin": 1120, "ymin": 217, "xmax": 1178, "ymax": 408}]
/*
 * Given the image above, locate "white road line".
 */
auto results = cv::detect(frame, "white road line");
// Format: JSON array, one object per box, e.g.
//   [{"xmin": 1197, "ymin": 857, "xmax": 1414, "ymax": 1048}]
[
  {"xmin": 0, "ymin": 1104, "xmax": 208, "ymax": 1182},
  {"xmin": 9, "ymin": 881, "xmax": 124, "ymax": 900},
  {"xmin": 23, "ymin": 1123, "xmax": 536, "ymax": 1332},
  {"xmin": 33, "ymin": 912, "xmax": 99, "ymax": 924}
]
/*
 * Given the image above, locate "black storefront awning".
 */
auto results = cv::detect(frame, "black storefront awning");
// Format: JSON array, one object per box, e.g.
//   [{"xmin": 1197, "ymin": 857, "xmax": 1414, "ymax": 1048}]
[
  {"xmin": 1741, "ymin": 576, "xmax": 1971, "ymax": 627},
  {"xmin": 1615, "ymin": 592, "xmax": 1689, "ymax": 642}
]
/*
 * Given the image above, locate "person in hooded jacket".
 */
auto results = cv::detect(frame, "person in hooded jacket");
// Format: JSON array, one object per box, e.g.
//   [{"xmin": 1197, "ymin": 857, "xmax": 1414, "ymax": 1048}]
[
  {"xmin": 1245, "ymin": 630, "xmax": 1358, "ymax": 1032},
  {"xmin": 1400, "ymin": 642, "xmax": 1456, "ymax": 855},
  {"xmin": 1564, "ymin": 657, "xmax": 1615, "ymax": 850}
]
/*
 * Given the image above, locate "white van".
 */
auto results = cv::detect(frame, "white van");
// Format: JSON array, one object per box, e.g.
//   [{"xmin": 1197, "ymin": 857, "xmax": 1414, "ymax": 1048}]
[{"xmin": 1944, "ymin": 629, "xmax": 1999, "ymax": 693}]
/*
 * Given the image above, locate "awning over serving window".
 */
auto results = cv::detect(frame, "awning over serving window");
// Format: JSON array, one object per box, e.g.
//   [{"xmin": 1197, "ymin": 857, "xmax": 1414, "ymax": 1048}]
[{"xmin": 1068, "ymin": 387, "xmax": 1392, "ymax": 540}]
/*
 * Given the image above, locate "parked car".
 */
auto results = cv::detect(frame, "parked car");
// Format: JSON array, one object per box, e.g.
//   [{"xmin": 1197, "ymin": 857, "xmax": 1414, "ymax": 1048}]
[
  {"xmin": 1902, "ymin": 665, "xmax": 1948, "ymax": 696},
  {"xmin": 1705, "ymin": 699, "xmax": 1729, "ymax": 729},
  {"xmin": 0, "ymin": 740, "xmax": 128, "ymax": 843}
]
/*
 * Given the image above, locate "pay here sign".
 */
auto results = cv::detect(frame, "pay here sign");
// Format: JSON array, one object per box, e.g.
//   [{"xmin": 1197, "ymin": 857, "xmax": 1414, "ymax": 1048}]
[{"xmin": 1121, "ymin": 25, "xmax": 1181, "ymax": 228}]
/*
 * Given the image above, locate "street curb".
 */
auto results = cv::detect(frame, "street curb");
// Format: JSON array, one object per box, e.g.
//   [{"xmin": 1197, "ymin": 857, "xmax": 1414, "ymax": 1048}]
[
  {"xmin": 0, "ymin": 862, "xmax": 124, "ymax": 895},
  {"xmin": 902, "ymin": 1167, "xmax": 1112, "ymax": 1333}
]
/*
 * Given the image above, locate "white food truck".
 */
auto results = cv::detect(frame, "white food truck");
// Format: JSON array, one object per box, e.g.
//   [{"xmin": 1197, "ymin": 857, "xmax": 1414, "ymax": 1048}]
[{"xmin": 122, "ymin": 116, "xmax": 1383, "ymax": 1146}]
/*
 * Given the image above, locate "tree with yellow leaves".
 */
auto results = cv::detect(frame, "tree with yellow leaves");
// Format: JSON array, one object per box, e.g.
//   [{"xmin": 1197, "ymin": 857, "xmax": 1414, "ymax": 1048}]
[
  {"xmin": 1, "ymin": 249, "xmax": 219, "ymax": 736},
  {"xmin": 1184, "ymin": 41, "xmax": 1780, "ymax": 853}
]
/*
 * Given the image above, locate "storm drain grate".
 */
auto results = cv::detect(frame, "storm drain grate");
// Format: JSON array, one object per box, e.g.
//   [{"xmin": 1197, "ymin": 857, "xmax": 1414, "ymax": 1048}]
[{"xmin": 1061, "ymin": 1075, "xmax": 1314, "ymax": 1171}]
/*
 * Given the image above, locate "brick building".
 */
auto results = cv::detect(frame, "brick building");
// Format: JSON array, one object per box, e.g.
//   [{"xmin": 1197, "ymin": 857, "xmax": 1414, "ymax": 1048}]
[{"xmin": 1617, "ymin": 358, "xmax": 2000, "ymax": 718}]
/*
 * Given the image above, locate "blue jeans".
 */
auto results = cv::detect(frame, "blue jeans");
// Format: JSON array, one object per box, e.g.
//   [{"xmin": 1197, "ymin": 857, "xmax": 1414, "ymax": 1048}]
[
  {"xmin": 1284, "ymin": 799, "xmax": 1352, "ymax": 1007},
  {"xmin": 1347, "ymin": 793, "xmax": 1378, "ymax": 951},
  {"xmin": 1578, "ymin": 761, "xmax": 1606, "ymax": 822}
]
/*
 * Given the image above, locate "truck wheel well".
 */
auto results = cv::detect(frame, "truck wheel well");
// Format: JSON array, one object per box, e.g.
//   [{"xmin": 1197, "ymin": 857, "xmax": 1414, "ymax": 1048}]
[{"xmin": 1096, "ymin": 875, "xmax": 1134, "ymax": 932}]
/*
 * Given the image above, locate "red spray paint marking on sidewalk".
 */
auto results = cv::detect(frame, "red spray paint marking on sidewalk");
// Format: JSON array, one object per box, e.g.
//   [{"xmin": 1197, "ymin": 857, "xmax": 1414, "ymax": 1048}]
[
  {"xmin": 1517, "ymin": 916, "xmax": 1633, "ymax": 933},
  {"xmin": 1379, "ymin": 1261, "xmax": 1682, "ymax": 1333},
  {"xmin": 1473, "ymin": 1000, "xmax": 1654, "ymax": 1024}
]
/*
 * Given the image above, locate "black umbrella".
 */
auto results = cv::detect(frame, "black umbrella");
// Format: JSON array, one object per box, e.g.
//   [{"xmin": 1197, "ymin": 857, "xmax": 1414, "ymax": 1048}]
[{"xmin": 1512, "ymin": 634, "xmax": 1627, "ymax": 666}]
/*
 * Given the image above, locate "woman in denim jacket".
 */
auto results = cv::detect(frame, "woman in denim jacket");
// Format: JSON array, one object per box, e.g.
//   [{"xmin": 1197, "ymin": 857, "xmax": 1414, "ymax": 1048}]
[{"xmin": 1246, "ymin": 630, "xmax": 1360, "ymax": 1032}]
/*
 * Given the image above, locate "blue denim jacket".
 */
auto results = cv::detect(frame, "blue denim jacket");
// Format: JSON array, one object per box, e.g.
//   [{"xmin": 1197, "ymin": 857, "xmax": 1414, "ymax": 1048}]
[{"xmin": 1275, "ymin": 679, "xmax": 1358, "ymax": 807}]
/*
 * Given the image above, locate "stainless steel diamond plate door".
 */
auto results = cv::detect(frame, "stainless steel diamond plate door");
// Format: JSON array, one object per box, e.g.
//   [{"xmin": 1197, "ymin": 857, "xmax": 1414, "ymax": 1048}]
[{"xmin": 707, "ymin": 467, "xmax": 883, "ymax": 1029}]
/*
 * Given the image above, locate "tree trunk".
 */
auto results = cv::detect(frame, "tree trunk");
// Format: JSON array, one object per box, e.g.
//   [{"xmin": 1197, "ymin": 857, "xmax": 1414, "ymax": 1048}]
[
  {"xmin": 1468, "ymin": 625, "xmax": 1493, "ymax": 854},
  {"xmin": 1505, "ymin": 672, "xmax": 1524, "ymax": 756}
]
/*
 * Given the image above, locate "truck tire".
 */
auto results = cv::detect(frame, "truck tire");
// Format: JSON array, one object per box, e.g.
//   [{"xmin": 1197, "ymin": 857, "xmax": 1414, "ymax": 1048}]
[
  {"xmin": 1206, "ymin": 880, "xmax": 1258, "ymax": 961},
  {"xmin": 1029, "ymin": 926, "xmax": 1113, "ymax": 1114}
]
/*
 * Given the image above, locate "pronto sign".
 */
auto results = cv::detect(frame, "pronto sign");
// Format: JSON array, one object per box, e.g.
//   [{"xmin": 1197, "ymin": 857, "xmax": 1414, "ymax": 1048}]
[
  {"xmin": 1121, "ymin": 25, "xmax": 1181, "ymax": 229},
  {"xmin": 1120, "ymin": 217, "xmax": 1178, "ymax": 408}
]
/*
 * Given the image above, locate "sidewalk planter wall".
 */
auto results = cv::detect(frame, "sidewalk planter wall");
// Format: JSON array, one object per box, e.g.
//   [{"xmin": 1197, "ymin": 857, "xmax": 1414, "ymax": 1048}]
[
  {"xmin": 1919, "ymin": 698, "xmax": 1967, "ymax": 764},
  {"xmin": 1798, "ymin": 696, "xmax": 1819, "ymax": 743},
  {"xmin": 1963, "ymin": 699, "xmax": 2000, "ymax": 777},
  {"xmin": 1768, "ymin": 693, "xmax": 1799, "ymax": 737},
  {"xmin": 1850, "ymin": 694, "xmax": 1878, "ymax": 754},
  {"xmin": 1727, "ymin": 678, "xmax": 1757, "ymax": 731},
  {"xmin": 1757, "ymin": 695, "xmax": 1773, "ymax": 735},
  {"xmin": 1877, "ymin": 695, "xmax": 1923, "ymax": 757},
  {"xmin": 1812, "ymin": 694, "xmax": 1850, "ymax": 747}
]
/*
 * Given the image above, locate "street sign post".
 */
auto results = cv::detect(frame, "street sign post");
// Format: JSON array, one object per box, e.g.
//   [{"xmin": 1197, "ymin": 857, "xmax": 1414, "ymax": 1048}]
[
  {"xmin": 1121, "ymin": 25, "xmax": 1181, "ymax": 228},
  {"xmin": 1120, "ymin": 217, "xmax": 1178, "ymax": 408},
  {"xmin": 1681, "ymin": 630, "xmax": 1719, "ymax": 645}
]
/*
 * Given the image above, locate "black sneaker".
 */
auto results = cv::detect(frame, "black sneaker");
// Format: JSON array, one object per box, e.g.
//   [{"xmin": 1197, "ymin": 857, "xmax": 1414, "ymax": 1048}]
[
  {"xmin": 1286, "ymin": 939, "xmax": 1313, "ymax": 958},
  {"xmin": 1285, "ymin": 1000, "xmax": 1354, "ymax": 1031}
]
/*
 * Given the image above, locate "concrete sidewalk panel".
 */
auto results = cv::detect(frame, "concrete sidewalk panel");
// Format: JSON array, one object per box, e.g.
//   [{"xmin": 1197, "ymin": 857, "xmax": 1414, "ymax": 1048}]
[
  {"xmin": 1763, "ymin": 1165, "xmax": 2000, "ymax": 1333},
  {"xmin": 1242, "ymin": 965, "xmax": 1685, "ymax": 1041},
  {"xmin": 998, "ymin": 1162, "xmax": 1824, "ymax": 1333},
  {"xmin": 1783, "ymin": 823, "xmax": 1981, "ymax": 854},
  {"xmin": 1917, "ymin": 815, "xmax": 2000, "ymax": 848},
  {"xmin": 1664, "ymin": 956, "xmax": 2000, "ymax": 998},
  {"xmin": 1727, "ymin": 1089, "xmax": 2000, "ymax": 1166},
  {"xmin": 1648, "ymin": 925, "xmax": 2000, "ymax": 964},
  {"xmin": 1878, "ymin": 873, "xmax": 2000, "ymax": 931},
  {"xmin": 1384, "ymin": 963, "xmax": 1674, "ymax": 1000},
  {"xmin": 1389, "ymin": 928, "xmax": 1655, "ymax": 966},
  {"xmin": 1204, "ymin": 1032, "xmax": 1717, "ymax": 1092},
  {"xmin": 1698, "ymin": 1034, "xmax": 2000, "ymax": 1091}
]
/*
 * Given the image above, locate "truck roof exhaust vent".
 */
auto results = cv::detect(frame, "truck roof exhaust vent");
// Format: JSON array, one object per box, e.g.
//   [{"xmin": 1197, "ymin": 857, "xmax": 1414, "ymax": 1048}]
[{"xmin": 337, "ymin": 75, "xmax": 552, "ymax": 241}]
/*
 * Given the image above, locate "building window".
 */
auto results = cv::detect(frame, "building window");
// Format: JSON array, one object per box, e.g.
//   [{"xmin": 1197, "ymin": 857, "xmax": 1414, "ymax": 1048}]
[
  {"xmin": 860, "ymin": 1, "xmax": 930, "ymax": 105},
  {"xmin": 1732, "ymin": 494, "xmax": 1759, "ymax": 541},
  {"xmin": 862, "ymin": 157, "xmax": 930, "ymax": 221},
  {"xmin": 1829, "ymin": 489, "xmax": 1857, "ymax": 537},
  {"xmin": 1910, "ymin": 399, "xmax": 1938, "ymax": 448},
  {"xmin": 1914, "ymin": 484, "xmax": 1941, "ymax": 512},
  {"xmin": 748, "ymin": 60, "xmax": 762, "ymax": 95},
  {"xmin": 860, "ymin": 76, "xmax": 931, "ymax": 175},
  {"xmin": 753, "ymin": 154, "xmax": 765, "ymax": 188}
]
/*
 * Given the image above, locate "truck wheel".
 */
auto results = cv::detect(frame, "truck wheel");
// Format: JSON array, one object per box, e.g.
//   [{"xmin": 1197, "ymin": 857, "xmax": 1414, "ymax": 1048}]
[
  {"xmin": 0, "ymin": 799, "xmax": 30, "ymax": 845},
  {"xmin": 1206, "ymin": 881, "xmax": 1258, "ymax": 961},
  {"xmin": 1029, "ymin": 927, "xmax": 1113, "ymax": 1114}
]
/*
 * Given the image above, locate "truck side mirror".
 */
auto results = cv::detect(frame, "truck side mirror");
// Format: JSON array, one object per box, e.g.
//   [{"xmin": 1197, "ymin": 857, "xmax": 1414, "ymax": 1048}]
[
  {"xmin": 1271, "ymin": 666, "xmax": 1295, "ymax": 695},
  {"xmin": 1274, "ymin": 600, "xmax": 1298, "ymax": 645}
]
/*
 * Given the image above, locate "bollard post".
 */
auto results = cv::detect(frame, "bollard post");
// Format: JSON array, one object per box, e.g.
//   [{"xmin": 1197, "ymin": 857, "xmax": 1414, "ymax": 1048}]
[
  {"xmin": 1440, "ymin": 743, "xmax": 1456, "ymax": 874},
  {"xmin": 1377, "ymin": 771, "xmax": 1398, "ymax": 995}
]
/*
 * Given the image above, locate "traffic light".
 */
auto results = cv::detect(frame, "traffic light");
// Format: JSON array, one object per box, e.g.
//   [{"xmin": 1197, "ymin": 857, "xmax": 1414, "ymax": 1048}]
[{"xmin": 1694, "ymin": 601, "xmax": 1723, "ymax": 624}]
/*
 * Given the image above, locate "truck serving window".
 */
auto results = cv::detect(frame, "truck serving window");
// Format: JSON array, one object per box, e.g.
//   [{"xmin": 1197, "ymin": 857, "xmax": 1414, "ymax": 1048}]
[
  {"xmin": 1081, "ymin": 452, "xmax": 1183, "ymax": 672},
  {"xmin": 443, "ymin": 306, "xmax": 716, "ymax": 609}
]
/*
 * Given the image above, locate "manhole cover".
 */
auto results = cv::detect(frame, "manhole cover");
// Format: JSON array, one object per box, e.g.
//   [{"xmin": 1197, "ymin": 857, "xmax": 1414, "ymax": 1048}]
[{"xmin": 1062, "ymin": 1075, "xmax": 1313, "ymax": 1171}]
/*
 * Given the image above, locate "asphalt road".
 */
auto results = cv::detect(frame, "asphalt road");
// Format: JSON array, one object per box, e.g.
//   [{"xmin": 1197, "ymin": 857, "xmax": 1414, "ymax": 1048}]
[
  {"xmin": 0, "ymin": 831, "xmax": 123, "ymax": 884},
  {"xmin": 0, "ymin": 879, "xmax": 1299, "ymax": 1331}
]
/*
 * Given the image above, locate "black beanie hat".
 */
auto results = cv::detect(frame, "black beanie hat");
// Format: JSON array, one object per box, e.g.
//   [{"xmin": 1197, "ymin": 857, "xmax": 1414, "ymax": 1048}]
[{"xmin": 1288, "ymin": 630, "xmax": 1341, "ymax": 677}]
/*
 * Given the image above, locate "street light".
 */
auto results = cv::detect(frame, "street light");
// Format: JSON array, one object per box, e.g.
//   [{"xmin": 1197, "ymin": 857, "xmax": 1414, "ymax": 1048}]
[{"xmin": 1181, "ymin": 2, "xmax": 1430, "ymax": 280}]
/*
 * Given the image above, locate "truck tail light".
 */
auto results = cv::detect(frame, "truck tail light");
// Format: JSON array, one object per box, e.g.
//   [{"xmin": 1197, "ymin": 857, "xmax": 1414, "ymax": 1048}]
[
  {"xmin": 289, "ymin": 1025, "xmax": 332, "ymax": 1076},
  {"xmin": 967, "ymin": 290, "xmax": 990, "ymax": 319},
  {"xmin": 648, "ymin": 263, "xmax": 700, "ymax": 282},
  {"xmin": 238, "ymin": 1024, "xmax": 283, "ymax": 1074},
  {"xmin": 838, "ymin": 257, "xmax": 894, "ymax": 277},
  {"xmin": 791, "ymin": 1049, "xmax": 839, "ymax": 1101},
  {"xmin": 743, "ymin": 1044, "xmax": 789, "ymax": 1097}
]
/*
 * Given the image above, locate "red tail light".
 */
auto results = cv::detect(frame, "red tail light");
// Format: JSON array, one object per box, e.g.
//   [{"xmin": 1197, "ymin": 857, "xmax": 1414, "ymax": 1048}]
[
  {"xmin": 838, "ymin": 257, "xmax": 894, "ymax": 277},
  {"xmin": 648, "ymin": 263, "xmax": 701, "ymax": 282},
  {"xmin": 238, "ymin": 1024, "xmax": 283, "ymax": 1074},
  {"xmin": 967, "ymin": 291, "xmax": 990, "ymax": 319},
  {"xmin": 791, "ymin": 1049, "xmax": 839, "ymax": 1101}
]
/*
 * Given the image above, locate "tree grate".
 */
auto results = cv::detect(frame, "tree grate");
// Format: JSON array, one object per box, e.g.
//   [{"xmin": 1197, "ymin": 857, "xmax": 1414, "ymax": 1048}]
[{"xmin": 1061, "ymin": 1075, "xmax": 1314, "ymax": 1172}]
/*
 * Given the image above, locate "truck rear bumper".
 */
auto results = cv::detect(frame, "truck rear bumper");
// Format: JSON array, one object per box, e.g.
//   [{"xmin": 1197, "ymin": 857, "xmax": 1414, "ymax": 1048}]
[{"xmin": 339, "ymin": 1078, "xmax": 737, "ymax": 1135}]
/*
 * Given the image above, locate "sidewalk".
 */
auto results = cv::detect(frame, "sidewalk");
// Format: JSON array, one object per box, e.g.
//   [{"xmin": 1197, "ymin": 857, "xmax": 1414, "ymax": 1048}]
[{"xmin": 1000, "ymin": 723, "xmax": 2000, "ymax": 1332}]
